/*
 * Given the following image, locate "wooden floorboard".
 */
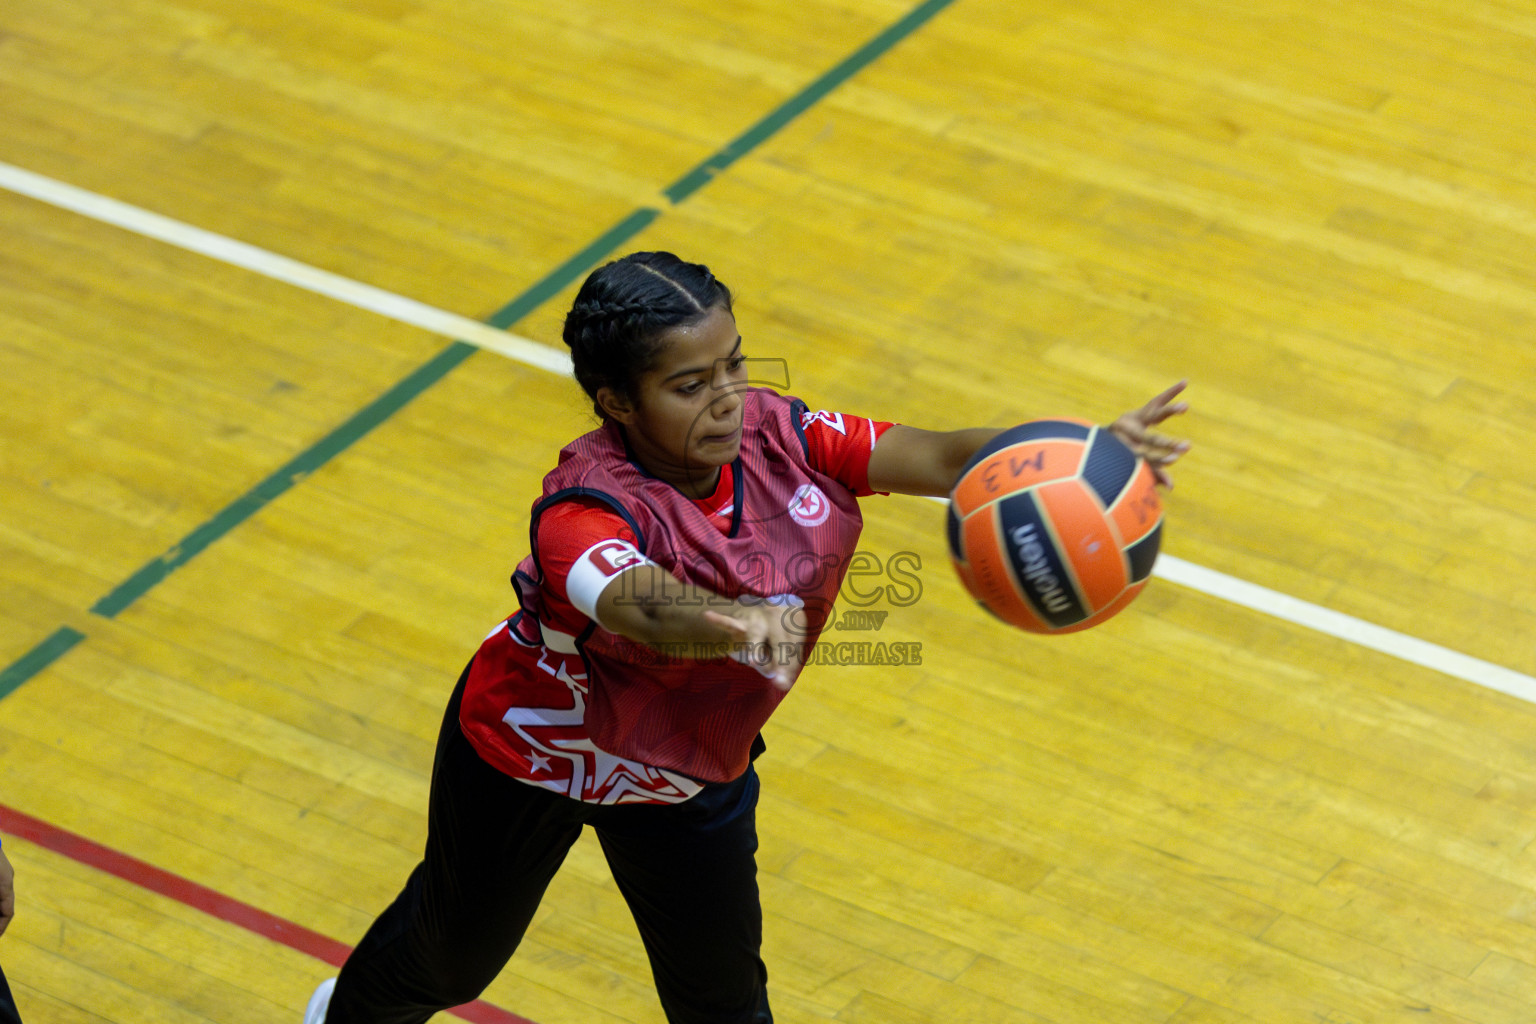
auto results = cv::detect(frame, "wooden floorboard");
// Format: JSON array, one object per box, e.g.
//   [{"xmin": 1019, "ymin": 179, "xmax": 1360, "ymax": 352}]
[{"xmin": 2, "ymin": 0, "xmax": 1535, "ymax": 1021}]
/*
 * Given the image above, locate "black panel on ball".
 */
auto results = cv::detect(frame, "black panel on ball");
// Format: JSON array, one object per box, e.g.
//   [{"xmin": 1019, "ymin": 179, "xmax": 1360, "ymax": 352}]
[
  {"xmin": 1126, "ymin": 521, "xmax": 1162, "ymax": 583},
  {"xmin": 945, "ymin": 501, "xmax": 965, "ymax": 563},
  {"xmin": 1080, "ymin": 429, "xmax": 1139, "ymax": 509},
  {"xmin": 996, "ymin": 492, "xmax": 1087, "ymax": 628},
  {"xmin": 954, "ymin": 420, "xmax": 1094, "ymax": 481}
]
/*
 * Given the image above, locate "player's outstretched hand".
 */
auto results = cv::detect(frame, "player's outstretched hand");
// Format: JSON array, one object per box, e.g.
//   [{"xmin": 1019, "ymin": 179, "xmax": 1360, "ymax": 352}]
[
  {"xmin": 1110, "ymin": 380, "xmax": 1192, "ymax": 489},
  {"xmin": 703, "ymin": 595, "xmax": 806, "ymax": 690}
]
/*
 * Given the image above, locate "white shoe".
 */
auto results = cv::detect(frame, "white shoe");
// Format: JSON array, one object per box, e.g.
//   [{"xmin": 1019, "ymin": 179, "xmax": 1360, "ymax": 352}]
[{"xmin": 303, "ymin": 978, "xmax": 337, "ymax": 1024}]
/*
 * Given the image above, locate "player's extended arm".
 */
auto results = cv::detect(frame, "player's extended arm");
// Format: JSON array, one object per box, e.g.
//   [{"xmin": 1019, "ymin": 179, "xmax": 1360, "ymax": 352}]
[
  {"xmin": 866, "ymin": 425, "xmax": 1005, "ymax": 497},
  {"xmin": 592, "ymin": 566, "xmax": 803, "ymax": 688},
  {"xmin": 866, "ymin": 382, "xmax": 1192, "ymax": 497}
]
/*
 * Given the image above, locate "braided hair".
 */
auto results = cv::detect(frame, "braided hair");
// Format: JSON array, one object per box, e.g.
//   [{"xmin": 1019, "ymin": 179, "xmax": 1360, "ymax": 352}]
[{"xmin": 564, "ymin": 252, "xmax": 734, "ymax": 420}]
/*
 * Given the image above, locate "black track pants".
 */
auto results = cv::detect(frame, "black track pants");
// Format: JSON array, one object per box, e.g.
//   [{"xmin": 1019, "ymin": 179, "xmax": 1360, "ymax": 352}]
[
  {"xmin": 325, "ymin": 668, "xmax": 772, "ymax": 1024},
  {"xmin": 0, "ymin": 962, "xmax": 21, "ymax": 1024}
]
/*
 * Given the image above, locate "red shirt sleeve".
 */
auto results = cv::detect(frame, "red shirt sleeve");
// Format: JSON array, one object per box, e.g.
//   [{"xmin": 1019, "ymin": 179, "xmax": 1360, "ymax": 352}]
[
  {"xmin": 535, "ymin": 499, "xmax": 644, "ymax": 625},
  {"xmin": 799, "ymin": 409, "xmax": 897, "ymax": 496}
]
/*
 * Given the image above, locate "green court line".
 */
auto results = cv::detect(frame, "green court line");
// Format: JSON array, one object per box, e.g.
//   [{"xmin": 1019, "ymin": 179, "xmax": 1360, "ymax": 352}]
[
  {"xmin": 485, "ymin": 208, "xmax": 662, "ymax": 329},
  {"xmin": 664, "ymin": 0, "xmax": 958, "ymax": 203},
  {"xmin": 90, "ymin": 341, "xmax": 481, "ymax": 619},
  {"xmin": 0, "ymin": 0, "xmax": 955, "ymax": 697},
  {"xmin": 0, "ymin": 627, "xmax": 85, "ymax": 701}
]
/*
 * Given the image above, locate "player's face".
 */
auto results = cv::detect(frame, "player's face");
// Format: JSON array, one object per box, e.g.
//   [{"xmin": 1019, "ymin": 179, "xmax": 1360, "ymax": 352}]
[{"xmin": 624, "ymin": 304, "xmax": 748, "ymax": 496}]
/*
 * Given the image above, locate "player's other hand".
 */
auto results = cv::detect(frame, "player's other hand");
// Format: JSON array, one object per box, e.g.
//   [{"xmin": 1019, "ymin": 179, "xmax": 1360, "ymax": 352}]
[
  {"xmin": 703, "ymin": 594, "xmax": 807, "ymax": 690},
  {"xmin": 1110, "ymin": 380, "xmax": 1191, "ymax": 489}
]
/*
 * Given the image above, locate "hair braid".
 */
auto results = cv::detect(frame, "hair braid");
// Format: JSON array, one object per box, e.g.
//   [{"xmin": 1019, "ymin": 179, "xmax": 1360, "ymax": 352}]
[{"xmin": 563, "ymin": 252, "xmax": 734, "ymax": 420}]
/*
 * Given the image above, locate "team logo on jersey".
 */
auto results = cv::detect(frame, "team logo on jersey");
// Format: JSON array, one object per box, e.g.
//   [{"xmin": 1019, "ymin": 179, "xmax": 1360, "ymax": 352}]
[
  {"xmin": 585, "ymin": 539, "xmax": 645, "ymax": 577},
  {"xmin": 799, "ymin": 409, "xmax": 847, "ymax": 435},
  {"xmin": 787, "ymin": 483, "xmax": 831, "ymax": 527}
]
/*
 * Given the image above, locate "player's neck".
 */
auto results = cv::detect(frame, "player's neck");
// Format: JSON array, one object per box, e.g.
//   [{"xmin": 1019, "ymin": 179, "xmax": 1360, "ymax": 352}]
[
  {"xmin": 634, "ymin": 450, "xmax": 723, "ymax": 500},
  {"xmin": 618, "ymin": 425, "xmax": 726, "ymax": 499}
]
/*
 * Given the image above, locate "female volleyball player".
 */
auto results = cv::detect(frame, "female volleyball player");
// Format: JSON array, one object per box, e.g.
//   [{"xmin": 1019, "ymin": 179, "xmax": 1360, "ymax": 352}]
[{"xmin": 304, "ymin": 252, "xmax": 1189, "ymax": 1024}]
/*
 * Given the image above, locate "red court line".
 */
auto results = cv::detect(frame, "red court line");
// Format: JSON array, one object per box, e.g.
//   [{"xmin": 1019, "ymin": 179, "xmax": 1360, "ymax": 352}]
[{"xmin": 0, "ymin": 802, "xmax": 536, "ymax": 1024}]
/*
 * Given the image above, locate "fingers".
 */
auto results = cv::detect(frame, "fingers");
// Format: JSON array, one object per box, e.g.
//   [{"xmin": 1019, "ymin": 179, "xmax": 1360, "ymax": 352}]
[
  {"xmin": 1146, "ymin": 379, "xmax": 1189, "ymax": 410},
  {"xmin": 1140, "ymin": 382, "xmax": 1190, "ymax": 425},
  {"xmin": 1113, "ymin": 381, "xmax": 1192, "ymax": 491},
  {"xmin": 768, "ymin": 663, "xmax": 795, "ymax": 691},
  {"xmin": 706, "ymin": 604, "xmax": 803, "ymax": 689},
  {"xmin": 702, "ymin": 610, "xmax": 748, "ymax": 636},
  {"xmin": 1145, "ymin": 433, "xmax": 1192, "ymax": 461},
  {"xmin": 1110, "ymin": 422, "xmax": 1190, "ymax": 459},
  {"xmin": 1146, "ymin": 432, "xmax": 1191, "ymax": 489},
  {"xmin": 1115, "ymin": 382, "xmax": 1191, "ymax": 438},
  {"xmin": 769, "ymin": 640, "xmax": 805, "ymax": 690},
  {"xmin": 1145, "ymin": 402, "xmax": 1190, "ymax": 426}
]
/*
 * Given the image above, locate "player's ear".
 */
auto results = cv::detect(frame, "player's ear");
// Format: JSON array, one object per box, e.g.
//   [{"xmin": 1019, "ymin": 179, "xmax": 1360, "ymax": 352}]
[{"xmin": 596, "ymin": 386, "xmax": 636, "ymax": 426}]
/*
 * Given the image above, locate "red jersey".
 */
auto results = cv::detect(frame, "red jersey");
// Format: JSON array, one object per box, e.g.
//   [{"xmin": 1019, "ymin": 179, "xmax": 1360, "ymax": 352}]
[{"xmin": 460, "ymin": 390, "xmax": 893, "ymax": 804}]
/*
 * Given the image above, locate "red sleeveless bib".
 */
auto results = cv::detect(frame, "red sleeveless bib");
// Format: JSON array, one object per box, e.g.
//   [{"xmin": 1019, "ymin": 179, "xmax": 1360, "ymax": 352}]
[{"xmin": 461, "ymin": 389, "xmax": 865, "ymax": 798}]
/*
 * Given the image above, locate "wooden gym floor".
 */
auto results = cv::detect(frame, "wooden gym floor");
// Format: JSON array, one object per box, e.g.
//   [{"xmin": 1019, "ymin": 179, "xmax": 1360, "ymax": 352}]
[{"xmin": 2, "ymin": 0, "xmax": 1536, "ymax": 1021}]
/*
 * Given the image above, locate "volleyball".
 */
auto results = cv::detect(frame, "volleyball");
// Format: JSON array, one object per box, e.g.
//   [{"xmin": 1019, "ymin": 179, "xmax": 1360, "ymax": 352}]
[{"xmin": 947, "ymin": 419, "xmax": 1162, "ymax": 634}]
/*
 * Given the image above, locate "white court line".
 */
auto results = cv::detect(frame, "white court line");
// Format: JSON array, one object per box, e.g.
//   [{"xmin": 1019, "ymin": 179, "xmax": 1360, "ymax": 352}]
[
  {"xmin": 1154, "ymin": 554, "xmax": 1536, "ymax": 704},
  {"xmin": 5, "ymin": 160, "xmax": 1534, "ymax": 705},
  {"xmin": 922, "ymin": 494, "xmax": 1536, "ymax": 704},
  {"xmin": 0, "ymin": 161, "xmax": 573, "ymax": 376}
]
